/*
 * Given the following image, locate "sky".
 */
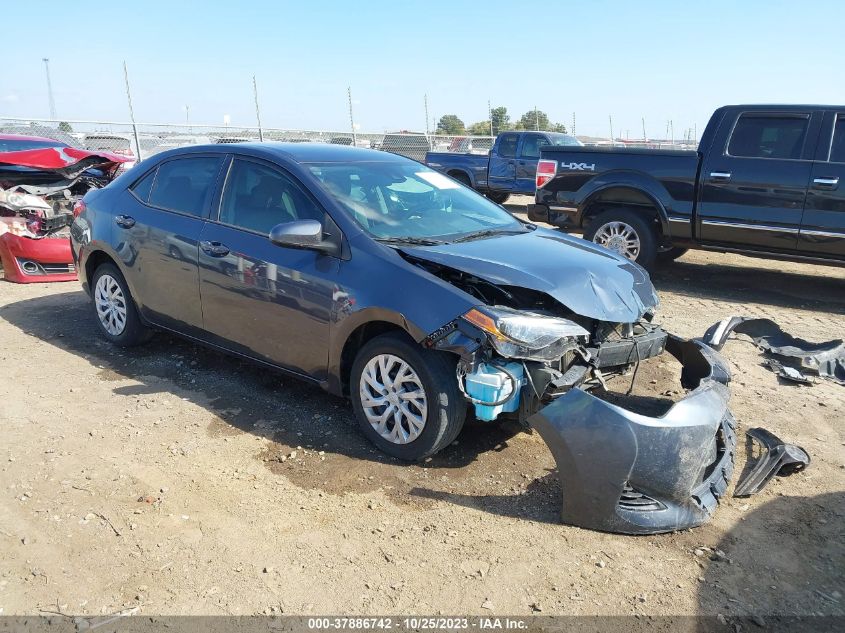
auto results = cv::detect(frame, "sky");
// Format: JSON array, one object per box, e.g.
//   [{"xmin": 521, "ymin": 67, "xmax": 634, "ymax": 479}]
[{"xmin": 1, "ymin": 0, "xmax": 843, "ymax": 138}]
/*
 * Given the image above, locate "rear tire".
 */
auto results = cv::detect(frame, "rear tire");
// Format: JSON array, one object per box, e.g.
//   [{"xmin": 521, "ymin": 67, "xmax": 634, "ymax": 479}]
[
  {"xmin": 90, "ymin": 263, "xmax": 151, "ymax": 347},
  {"xmin": 350, "ymin": 332, "xmax": 466, "ymax": 461},
  {"xmin": 486, "ymin": 191, "xmax": 510, "ymax": 205},
  {"xmin": 584, "ymin": 208, "xmax": 658, "ymax": 271}
]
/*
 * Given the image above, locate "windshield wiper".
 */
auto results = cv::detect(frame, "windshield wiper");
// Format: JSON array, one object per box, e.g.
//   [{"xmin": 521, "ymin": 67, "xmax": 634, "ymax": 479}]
[
  {"xmin": 452, "ymin": 228, "xmax": 527, "ymax": 243},
  {"xmin": 374, "ymin": 236, "xmax": 445, "ymax": 246}
]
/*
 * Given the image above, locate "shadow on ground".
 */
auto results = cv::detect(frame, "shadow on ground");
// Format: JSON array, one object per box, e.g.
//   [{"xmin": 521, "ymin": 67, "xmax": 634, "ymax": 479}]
[
  {"xmin": 0, "ymin": 288, "xmax": 556, "ymax": 512},
  {"xmin": 695, "ymin": 491, "xmax": 844, "ymax": 629}
]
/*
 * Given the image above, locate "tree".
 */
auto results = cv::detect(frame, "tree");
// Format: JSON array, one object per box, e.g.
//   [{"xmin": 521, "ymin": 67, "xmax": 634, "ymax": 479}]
[
  {"xmin": 435, "ymin": 114, "xmax": 465, "ymax": 135},
  {"xmin": 516, "ymin": 109, "xmax": 567, "ymax": 133},
  {"xmin": 58, "ymin": 121, "xmax": 73, "ymax": 133},
  {"xmin": 490, "ymin": 106, "xmax": 511, "ymax": 135},
  {"xmin": 467, "ymin": 120, "xmax": 492, "ymax": 136}
]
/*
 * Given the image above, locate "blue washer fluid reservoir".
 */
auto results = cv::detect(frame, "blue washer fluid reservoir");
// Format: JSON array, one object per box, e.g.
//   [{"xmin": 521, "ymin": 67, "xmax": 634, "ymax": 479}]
[{"xmin": 464, "ymin": 362, "xmax": 525, "ymax": 422}]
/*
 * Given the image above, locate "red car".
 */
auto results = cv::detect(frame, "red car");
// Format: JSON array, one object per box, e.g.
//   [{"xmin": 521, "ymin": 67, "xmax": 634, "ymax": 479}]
[{"xmin": 0, "ymin": 134, "xmax": 130, "ymax": 283}]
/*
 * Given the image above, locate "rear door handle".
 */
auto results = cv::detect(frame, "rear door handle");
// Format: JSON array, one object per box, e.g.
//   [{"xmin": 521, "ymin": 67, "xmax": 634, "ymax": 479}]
[
  {"xmin": 812, "ymin": 177, "xmax": 839, "ymax": 190},
  {"xmin": 199, "ymin": 240, "xmax": 230, "ymax": 257},
  {"xmin": 710, "ymin": 171, "xmax": 732, "ymax": 182},
  {"xmin": 115, "ymin": 214, "xmax": 136, "ymax": 229}
]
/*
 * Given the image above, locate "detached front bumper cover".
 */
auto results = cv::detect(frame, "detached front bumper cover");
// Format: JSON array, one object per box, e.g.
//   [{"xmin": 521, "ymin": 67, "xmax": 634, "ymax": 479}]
[{"xmin": 529, "ymin": 337, "xmax": 735, "ymax": 535}]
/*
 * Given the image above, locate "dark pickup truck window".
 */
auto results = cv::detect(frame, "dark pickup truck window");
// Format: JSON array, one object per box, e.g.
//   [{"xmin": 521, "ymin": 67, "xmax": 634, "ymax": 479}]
[
  {"xmin": 498, "ymin": 134, "xmax": 519, "ymax": 158},
  {"xmin": 728, "ymin": 114, "xmax": 808, "ymax": 160},
  {"xmin": 830, "ymin": 115, "xmax": 845, "ymax": 163}
]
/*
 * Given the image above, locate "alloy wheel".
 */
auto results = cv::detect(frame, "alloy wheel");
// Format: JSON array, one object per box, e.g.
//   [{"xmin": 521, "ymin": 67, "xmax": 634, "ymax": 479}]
[
  {"xmin": 359, "ymin": 354, "xmax": 428, "ymax": 444},
  {"xmin": 593, "ymin": 221, "xmax": 641, "ymax": 260},
  {"xmin": 94, "ymin": 274, "xmax": 128, "ymax": 336}
]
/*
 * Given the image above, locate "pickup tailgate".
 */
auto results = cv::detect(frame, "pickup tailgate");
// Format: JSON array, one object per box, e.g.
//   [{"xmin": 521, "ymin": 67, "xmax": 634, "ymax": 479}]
[{"xmin": 531, "ymin": 146, "xmax": 700, "ymax": 235}]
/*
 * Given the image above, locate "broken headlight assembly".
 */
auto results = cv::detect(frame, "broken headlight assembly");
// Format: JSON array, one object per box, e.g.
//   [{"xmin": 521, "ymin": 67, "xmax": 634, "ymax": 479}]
[{"xmin": 463, "ymin": 306, "xmax": 589, "ymax": 361}]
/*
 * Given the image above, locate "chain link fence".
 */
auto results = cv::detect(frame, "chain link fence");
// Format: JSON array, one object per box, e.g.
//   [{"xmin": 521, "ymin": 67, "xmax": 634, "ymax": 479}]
[{"xmin": 0, "ymin": 117, "xmax": 499, "ymax": 165}]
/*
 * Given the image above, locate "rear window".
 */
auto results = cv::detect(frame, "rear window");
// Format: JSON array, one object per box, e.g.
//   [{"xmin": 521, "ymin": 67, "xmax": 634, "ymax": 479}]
[
  {"xmin": 148, "ymin": 157, "xmax": 221, "ymax": 216},
  {"xmin": 0, "ymin": 138, "xmax": 67, "ymax": 151},
  {"xmin": 829, "ymin": 115, "xmax": 845, "ymax": 163},
  {"xmin": 498, "ymin": 134, "xmax": 519, "ymax": 158},
  {"xmin": 728, "ymin": 114, "xmax": 809, "ymax": 160}
]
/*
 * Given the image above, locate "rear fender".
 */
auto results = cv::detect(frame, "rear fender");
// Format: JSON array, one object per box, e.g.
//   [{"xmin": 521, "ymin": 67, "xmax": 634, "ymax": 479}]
[{"xmin": 577, "ymin": 171, "xmax": 674, "ymax": 236}]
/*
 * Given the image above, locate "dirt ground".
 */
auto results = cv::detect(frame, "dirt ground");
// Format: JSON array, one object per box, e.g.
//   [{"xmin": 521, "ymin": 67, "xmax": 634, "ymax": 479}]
[{"xmin": 1, "ymin": 208, "xmax": 843, "ymax": 621}]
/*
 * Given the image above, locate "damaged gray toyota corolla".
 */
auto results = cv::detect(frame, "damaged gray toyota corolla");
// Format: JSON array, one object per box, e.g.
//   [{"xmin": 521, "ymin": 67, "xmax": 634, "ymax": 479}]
[{"xmin": 73, "ymin": 145, "xmax": 734, "ymax": 535}]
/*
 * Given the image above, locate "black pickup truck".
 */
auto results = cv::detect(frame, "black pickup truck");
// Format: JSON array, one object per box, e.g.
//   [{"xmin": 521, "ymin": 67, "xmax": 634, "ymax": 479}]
[{"xmin": 528, "ymin": 104, "xmax": 845, "ymax": 269}]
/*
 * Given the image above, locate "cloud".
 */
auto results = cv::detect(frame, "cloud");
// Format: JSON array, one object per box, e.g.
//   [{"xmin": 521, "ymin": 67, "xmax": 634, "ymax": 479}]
[{"xmin": 1, "ymin": 94, "xmax": 19, "ymax": 103}]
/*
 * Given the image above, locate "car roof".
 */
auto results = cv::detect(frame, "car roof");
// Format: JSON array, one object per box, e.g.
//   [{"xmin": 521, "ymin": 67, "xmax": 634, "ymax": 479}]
[{"xmin": 165, "ymin": 142, "xmax": 413, "ymax": 164}]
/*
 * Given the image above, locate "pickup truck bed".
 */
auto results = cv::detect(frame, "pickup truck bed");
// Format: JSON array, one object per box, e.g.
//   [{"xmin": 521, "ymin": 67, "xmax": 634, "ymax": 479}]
[{"xmin": 529, "ymin": 104, "xmax": 845, "ymax": 270}]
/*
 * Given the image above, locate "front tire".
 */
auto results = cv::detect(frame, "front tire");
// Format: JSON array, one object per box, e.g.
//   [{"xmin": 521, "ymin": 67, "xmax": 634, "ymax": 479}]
[
  {"xmin": 584, "ymin": 208, "xmax": 658, "ymax": 270},
  {"xmin": 91, "ymin": 263, "xmax": 151, "ymax": 347},
  {"xmin": 350, "ymin": 333, "xmax": 466, "ymax": 461}
]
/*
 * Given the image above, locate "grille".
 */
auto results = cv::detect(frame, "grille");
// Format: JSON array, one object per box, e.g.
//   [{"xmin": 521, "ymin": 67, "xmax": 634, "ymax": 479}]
[{"xmin": 619, "ymin": 483, "xmax": 665, "ymax": 511}]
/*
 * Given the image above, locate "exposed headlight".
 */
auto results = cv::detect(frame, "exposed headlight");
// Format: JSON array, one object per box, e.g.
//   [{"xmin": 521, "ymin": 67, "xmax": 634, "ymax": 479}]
[{"xmin": 463, "ymin": 306, "xmax": 589, "ymax": 361}]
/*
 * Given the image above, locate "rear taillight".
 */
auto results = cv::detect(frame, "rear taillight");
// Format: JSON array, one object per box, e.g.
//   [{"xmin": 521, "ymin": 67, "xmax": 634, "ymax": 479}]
[
  {"xmin": 73, "ymin": 200, "xmax": 86, "ymax": 218},
  {"xmin": 536, "ymin": 159, "xmax": 557, "ymax": 188}
]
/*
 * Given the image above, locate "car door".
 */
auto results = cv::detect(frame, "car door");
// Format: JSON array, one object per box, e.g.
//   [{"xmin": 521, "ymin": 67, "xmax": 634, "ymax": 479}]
[
  {"xmin": 697, "ymin": 110, "xmax": 820, "ymax": 251},
  {"xmin": 798, "ymin": 111, "xmax": 845, "ymax": 258},
  {"xmin": 197, "ymin": 156, "xmax": 338, "ymax": 379},
  {"xmin": 487, "ymin": 133, "xmax": 519, "ymax": 192},
  {"xmin": 515, "ymin": 133, "xmax": 549, "ymax": 194},
  {"xmin": 115, "ymin": 154, "xmax": 223, "ymax": 334}
]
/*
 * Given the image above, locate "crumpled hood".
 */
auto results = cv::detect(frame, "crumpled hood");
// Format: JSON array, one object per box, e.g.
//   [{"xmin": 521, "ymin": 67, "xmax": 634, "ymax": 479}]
[{"xmin": 402, "ymin": 228, "xmax": 659, "ymax": 323}]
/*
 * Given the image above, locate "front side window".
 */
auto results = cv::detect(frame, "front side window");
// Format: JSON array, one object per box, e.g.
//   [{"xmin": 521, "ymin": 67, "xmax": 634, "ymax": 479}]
[
  {"xmin": 497, "ymin": 134, "xmax": 519, "ymax": 158},
  {"xmin": 829, "ymin": 115, "xmax": 845, "ymax": 163},
  {"xmin": 309, "ymin": 162, "xmax": 524, "ymax": 241},
  {"xmin": 148, "ymin": 156, "xmax": 221, "ymax": 216},
  {"xmin": 728, "ymin": 114, "xmax": 809, "ymax": 160},
  {"xmin": 219, "ymin": 159, "xmax": 323, "ymax": 235}
]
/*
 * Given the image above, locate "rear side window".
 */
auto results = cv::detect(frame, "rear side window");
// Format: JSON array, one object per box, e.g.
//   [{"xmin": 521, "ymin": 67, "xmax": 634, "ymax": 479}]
[
  {"xmin": 130, "ymin": 169, "xmax": 156, "ymax": 202},
  {"xmin": 497, "ymin": 134, "xmax": 519, "ymax": 158},
  {"xmin": 520, "ymin": 135, "xmax": 549, "ymax": 159},
  {"xmin": 148, "ymin": 156, "xmax": 221, "ymax": 216},
  {"xmin": 829, "ymin": 115, "xmax": 845, "ymax": 163},
  {"xmin": 727, "ymin": 114, "xmax": 809, "ymax": 160}
]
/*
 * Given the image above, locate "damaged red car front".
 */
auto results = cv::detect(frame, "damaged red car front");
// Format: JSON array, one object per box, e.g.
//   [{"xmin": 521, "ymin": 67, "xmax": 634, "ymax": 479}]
[{"xmin": 0, "ymin": 134, "xmax": 130, "ymax": 283}]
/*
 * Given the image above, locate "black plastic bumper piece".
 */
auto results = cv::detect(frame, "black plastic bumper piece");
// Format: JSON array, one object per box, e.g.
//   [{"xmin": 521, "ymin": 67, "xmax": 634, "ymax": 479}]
[
  {"xmin": 733, "ymin": 427, "xmax": 810, "ymax": 497},
  {"xmin": 528, "ymin": 337, "xmax": 735, "ymax": 535}
]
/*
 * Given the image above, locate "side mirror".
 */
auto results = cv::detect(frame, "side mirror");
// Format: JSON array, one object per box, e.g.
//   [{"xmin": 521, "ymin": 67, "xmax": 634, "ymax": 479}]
[{"xmin": 269, "ymin": 219, "xmax": 339, "ymax": 256}]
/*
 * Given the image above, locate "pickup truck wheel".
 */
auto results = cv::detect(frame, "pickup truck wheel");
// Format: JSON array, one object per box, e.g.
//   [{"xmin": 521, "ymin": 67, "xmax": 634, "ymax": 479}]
[
  {"xmin": 585, "ymin": 209, "xmax": 657, "ymax": 270},
  {"xmin": 486, "ymin": 191, "xmax": 510, "ymax": 205},
  {"xmin": 350, "ymin": 333, "xmax": 467, "ymax": 461},
  {"xmin": 657, "ymin": 247, "xmax": 689, "ymax": 264}
]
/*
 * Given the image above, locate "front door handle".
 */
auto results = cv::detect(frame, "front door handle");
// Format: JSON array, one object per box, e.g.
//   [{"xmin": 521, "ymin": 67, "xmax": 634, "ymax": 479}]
[
  {"xmin": 199, "ymin": 240, "xmax": 230, "ymax": 257},
  {"xmin": 115, "ymin": 214, "xmax": 136, "ymax": 229},
  {"xmin": 710, "ymin": 171, "xmax": 732, "ymax": 182},
  {"xmin": 812, "ymin": 177, "xmax": 839, "ymax": 190}
]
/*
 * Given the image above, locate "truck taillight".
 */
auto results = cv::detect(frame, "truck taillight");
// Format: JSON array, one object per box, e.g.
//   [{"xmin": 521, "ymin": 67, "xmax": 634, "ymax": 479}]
[
  {"xmin": 73, "ymin": 200, "xmax": 86, "ymax": 218},
  {"xmin": 536, "ymin": 160, "xmax": 557, "ymax": 188}
]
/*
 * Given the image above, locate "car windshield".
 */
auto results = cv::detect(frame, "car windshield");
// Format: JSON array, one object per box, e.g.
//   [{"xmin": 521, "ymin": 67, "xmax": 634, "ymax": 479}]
[
  {"xmin": 0, "ymin": 138, "xmax": 68, "ymax": 152},
  {"xmin": 308, "ymin": 162, "xmax": 525, "ymax": 242},
  {"xmin": 546, "ymin": 133, "xmax": 583, "ymax": 147}
]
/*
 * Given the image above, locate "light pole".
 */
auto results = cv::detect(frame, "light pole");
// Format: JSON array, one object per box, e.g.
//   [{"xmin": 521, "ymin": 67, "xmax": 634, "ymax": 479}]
[{"xmin": 42, "ymin": 58, "xmax": 57, "ymax": 119}]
